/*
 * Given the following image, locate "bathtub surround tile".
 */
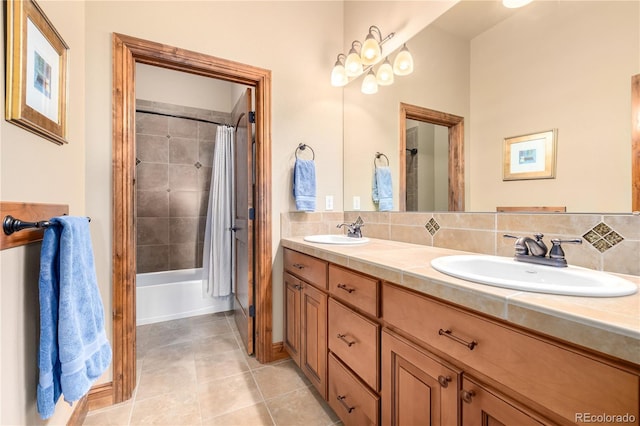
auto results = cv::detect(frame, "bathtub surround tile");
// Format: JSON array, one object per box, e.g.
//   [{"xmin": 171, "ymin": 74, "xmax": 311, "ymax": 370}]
[
  {"xmin": 169, "ymin": 137, "xmax": 198, "ymax": 165},
  {"xmin": 137, "ymin": 191, "xmax": 169, "ymax": 218},
  {"xmin": 136, "ymin": 134, "xmax": 169, "ymax": 163},
  {"xmin": 169, "ymin": 164, "xmax": 199, "ymax": 191},
  {"xmin": 168, "ymin": 116, "xmax": 198, "ymax": 138},
  {"xmin": 136, "ymin": 245, "xmax": 169, "ymax": 274},
  {"xmin": 198, "ymin": 122, "xmax": 218, "ymax": 141},
  {"xmin": 168, "ymin": 190, "xmax": 200, "ymax": 217},
  {"xmin": 169, "ymin": 242, "xmax": 198, "ymax": 270},
  {"xmin": 136, "ymin": 218, "xmax": 169, "ymax": 245},
  {"xmin": 136, "ymin": 163, "xmax": 169, "ymax": 191},
  {"xmin": 169, "ymin": 217, "xmax": 199, "ymax": 244},
  {"xmin": 136, "ymin": 113, "xmax": 169, "ymax": 136}
]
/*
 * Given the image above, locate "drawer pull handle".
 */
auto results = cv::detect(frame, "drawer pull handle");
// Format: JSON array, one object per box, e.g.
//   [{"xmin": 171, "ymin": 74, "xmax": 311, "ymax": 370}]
[
  {"xmin": 337, "ymin": 283, "xmax": 355, "ymax": 293},
  {"xmin": 337, "ymin": 333, "xmax": 356, "ymax": 347},
  {"xmin": 292, "ymin": 263, "xmax": 305, "ymax": 270},
  {"xmin": 337, "ymin": 395, "xmax": 355, "ymax": 413},
  {"xmin": 438, "ymin": 329, "xmax": 477, "ymax": 350},
  {"xmin": 438, "ymin": 375, "xmax": 452, "ymax": 388},
  {"xmin": 294, "ymin": 284, "xmax": 303, "ymax": 290},
  {"xmin": 461, "ymin": 389, "xmax": 476, "ymax": 404}
]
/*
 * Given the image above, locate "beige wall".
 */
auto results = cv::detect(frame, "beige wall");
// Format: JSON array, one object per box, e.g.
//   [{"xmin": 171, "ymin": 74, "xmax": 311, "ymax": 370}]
[
  {"xmin": 0, "ymin": 0, "xmax": 87, "ymax": 424},
  {"xmin": 84, "ymin": 1, "xmax": 345, "ymax": 352},
  {"xmin": 469, "ymin": 1, "xmax": 639, "ymax": 212}
]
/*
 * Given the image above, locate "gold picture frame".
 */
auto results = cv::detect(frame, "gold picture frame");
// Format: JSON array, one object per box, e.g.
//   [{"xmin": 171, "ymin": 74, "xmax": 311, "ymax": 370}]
[
  {"xmin": 5, "ymin": 0, "xmax": 69, "ymax": 145},
  {"xmin": 503, "ymin": 129, "xmax": 557, "ymax": 181}
]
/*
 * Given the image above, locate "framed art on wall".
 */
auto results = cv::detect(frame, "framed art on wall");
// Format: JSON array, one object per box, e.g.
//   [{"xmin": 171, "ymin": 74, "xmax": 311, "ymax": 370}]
[
  {"xmin": 503, "ymin": 129, "xmax": 557, "ymax": 181},
  {"xmin": 5, "ymin": 0, "xmax": 69, "ymax": 145}
]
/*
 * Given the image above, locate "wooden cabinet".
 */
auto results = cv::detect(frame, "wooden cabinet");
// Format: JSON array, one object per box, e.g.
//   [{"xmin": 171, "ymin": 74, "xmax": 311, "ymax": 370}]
[
  {"xmin": 382, "ymin": 329, "xmax": 460, "ymax": 426},
  {"xmin": 460, "ymin": 377, "xmax": 546, "ymax": 426},
  {"xmin": 283, "ymin": 249, "xmax": 328, "ymax": 399},
  {"xmin": 284, "ymin": 248, "xmax": 640, "ymax": 426}
]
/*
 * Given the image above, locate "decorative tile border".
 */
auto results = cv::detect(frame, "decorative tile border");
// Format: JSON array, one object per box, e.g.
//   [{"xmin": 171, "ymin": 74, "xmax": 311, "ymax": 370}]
[
  {"xmin": 583, "ymin": 222, "xmax": 624, "ymax": 253},
  {"xmin": 424, "ymin": 218, "xmax": 440, "ymax": 235}
]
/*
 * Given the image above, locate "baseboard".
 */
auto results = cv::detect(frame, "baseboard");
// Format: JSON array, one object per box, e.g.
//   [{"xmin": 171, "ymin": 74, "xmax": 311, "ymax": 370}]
[
  {"xmin": 87, "ymin": 382, "xmax": 114, "ymax": 412},
  {"xmin": 66, "ymin": 394, "xmax": 88, "ymax": 426},
  {"xmin": 271, "ymin": 341, "xmax": 290, "ymax": 362}
]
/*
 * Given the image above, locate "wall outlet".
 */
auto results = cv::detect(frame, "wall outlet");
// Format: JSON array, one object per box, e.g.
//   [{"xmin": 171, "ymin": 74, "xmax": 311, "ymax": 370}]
[
  {"xmin": 353, "ymin": 196, "xmax": 361, "ymax": 210},
  {"xmin": 325, "ymin": 195, "xmax": 334, "ymax": 211}
]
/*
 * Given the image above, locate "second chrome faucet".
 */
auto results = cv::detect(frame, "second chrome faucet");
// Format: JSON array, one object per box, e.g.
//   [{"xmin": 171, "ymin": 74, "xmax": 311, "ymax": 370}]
[{"xmin": 504, "ymin": 233, "xmax": 582, "ymax": 267}]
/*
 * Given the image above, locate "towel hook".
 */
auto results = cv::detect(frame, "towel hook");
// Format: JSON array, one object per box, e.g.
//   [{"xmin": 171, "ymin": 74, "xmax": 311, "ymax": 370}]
[
  {"xmin": 295, "ymin": 143, "xmax": 315, "ymax": 160},
  {"xmin": 374, "ymin": 152, "xmax": 389, "ymax": 168}
]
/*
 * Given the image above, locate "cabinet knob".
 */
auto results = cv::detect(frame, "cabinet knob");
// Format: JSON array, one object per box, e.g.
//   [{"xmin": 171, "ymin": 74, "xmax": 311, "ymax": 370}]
[
  {"xmin": 461, "ymin": 389, "xmax": 476, "ymax": 404},
  {"xmin": 292, "ymin": 263, "xmax": 305, "ymax": 270},
  {"xmin": 438, "ymin": 375, "xmax": 452, "ymax": 388}
]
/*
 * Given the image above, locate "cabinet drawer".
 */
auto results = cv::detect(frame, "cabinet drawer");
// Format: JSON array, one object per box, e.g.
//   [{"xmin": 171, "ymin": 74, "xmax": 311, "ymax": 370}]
[
  {"xmin": 328, "ymin": 353, "xmax": 379, "ymax": 426},
  {"xmin": 283, "ymin": 249, "xmax": 328, "ymax": 289},
  {"xmin": 383, "ymin": 282, "xmax": 640, "ymax": 424},
  {"xmin": 329, "ymin": 298, "xmax": 380, "ymax": 391},
  {"xmin": 329, "ymin": 265, "xmax": 379, "ymax": 317}
]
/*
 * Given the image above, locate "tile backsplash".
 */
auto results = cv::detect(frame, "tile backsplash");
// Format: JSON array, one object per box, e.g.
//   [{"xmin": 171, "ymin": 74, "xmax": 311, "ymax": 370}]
[{"xmin": 281, "ymin": 211, "xmax": 640, "ymax": 276}]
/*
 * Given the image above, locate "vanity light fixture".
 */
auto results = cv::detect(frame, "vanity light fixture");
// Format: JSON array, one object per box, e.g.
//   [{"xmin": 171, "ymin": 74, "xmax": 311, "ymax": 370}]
[
  {"xmin": 502, "ymin": 0, "xmax": 533, "ymax": 8},
  {"xmin": 330, "ymin": 25, "xmax": 414, "ymax": 94}
]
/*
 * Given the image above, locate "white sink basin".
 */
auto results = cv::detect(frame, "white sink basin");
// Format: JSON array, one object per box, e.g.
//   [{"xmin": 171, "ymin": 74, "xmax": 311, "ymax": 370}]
[
  {"xmin": 303, "ymin": 234, "xmax": 370, "ymax": 245},
  {"xmin": 430, "ymin": 255, "xmax": 637, "ymax": 297}
]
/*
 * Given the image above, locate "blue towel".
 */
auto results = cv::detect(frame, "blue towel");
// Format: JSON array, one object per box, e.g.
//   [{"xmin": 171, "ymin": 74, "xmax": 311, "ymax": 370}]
[
  {"xmin": 293, "ymin": 158, "xmax": 316, "ymax": 211},
  {"xmin": 37, "ymin": 216, "xmax": 112, "ymax": 419},
  {"xmin": 372, "ymin": 166, "xmax": 393, "ymax": 211}
]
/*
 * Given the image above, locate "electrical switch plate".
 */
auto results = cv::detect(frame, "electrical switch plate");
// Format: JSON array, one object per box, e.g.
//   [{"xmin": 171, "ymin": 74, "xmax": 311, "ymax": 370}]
[
  {"xmin": 353, "ymin": 196, "xmax": 361, "ymax": 210},
  {"xmin": 325, "ymin": 195, "xmax": 334, "ymax": 211}
]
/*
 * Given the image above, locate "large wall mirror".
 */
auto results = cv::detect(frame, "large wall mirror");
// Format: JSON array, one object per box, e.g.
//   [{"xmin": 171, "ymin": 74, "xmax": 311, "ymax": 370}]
[{"xmin": 343, "ymin": 0, "xmax": 639, "ymax": 213}]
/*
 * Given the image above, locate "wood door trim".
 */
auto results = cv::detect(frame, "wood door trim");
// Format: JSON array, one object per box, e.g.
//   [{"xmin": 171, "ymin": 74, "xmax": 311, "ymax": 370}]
[
  {"xmin": 112, "ymin": 33, "xmax": 272, "ymax": 405},
  {"xmin": 632, "ymin": 74, "xmax": 639, "ymax": 211},
  {"xmin": 399, "ymin": 103, "xmax": 464, "ymax": 211}
]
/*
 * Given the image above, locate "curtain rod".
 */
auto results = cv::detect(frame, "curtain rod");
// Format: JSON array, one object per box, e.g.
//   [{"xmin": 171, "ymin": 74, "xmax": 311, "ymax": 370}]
[{"xmin": 135, "ymin": 109, "xmax": 231, "ymax": 126}]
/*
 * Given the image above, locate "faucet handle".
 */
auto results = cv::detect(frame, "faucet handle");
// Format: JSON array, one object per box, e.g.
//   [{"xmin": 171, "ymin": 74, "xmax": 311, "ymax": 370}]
[{"xmin": 549, "ymin": 238, "xmax": 582, "ymax": 259}]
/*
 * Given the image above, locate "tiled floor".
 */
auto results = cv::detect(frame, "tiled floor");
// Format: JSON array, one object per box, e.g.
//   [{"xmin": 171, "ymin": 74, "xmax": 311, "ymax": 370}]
[{"xmin": 84, "ymin": 312, "xmax": 340, "ymax": 425}]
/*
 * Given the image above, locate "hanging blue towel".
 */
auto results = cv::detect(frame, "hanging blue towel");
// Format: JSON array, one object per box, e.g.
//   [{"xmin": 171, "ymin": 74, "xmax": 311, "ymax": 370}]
[
  {"xmin": 372, "ymin": 166, "xmax": 393, "ymax": 211},
  {"xmin": 37, "ymin": 216, "xmax": 112, "ymax": 419},
  {"xmin": 293, "ymin": 158, "xmax": 316, "ymax": 211}
]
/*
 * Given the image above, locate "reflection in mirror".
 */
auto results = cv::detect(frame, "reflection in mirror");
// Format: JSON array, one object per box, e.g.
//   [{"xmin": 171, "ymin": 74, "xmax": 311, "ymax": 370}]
[
  {"xmin": 404, "ymin": 119, "xmax": 448, "ymax": 211},
  {"xmin": 343, "ymin": 1, "xmax": 639, "ymax": 213}
]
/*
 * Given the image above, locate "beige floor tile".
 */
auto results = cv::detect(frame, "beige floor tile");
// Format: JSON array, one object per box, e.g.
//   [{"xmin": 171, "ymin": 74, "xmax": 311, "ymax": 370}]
[
  {"xmin": 189, "ymin": 318, "xmax": 232, "ymax": 339},
  {"xmin": 83, "ymin": 401, "xmax": 132, "ymax": 425},
  {"xmin": 198, "ymin": 372, "xmax": 263, "ymax": 421},
  {"xmin": 252, "ymin": 360, "xmax": 311, "ymax": 400},
  {"xmin": 141, "ymin": 341, "xmax": 195, "ymax": 373},
  {"xmin": 136, "ymin": 363, "xmax": 197, "ymax": 401},
  {"xmin": 195, "ymin": 348, "xmax": 250, "ymax": 382},
  {"xmin": 194, "ymin": 333, "xmax": 241, "ymax": 359},
  {"xmin": 266, "ymin": 386, "xmax": 338, "ymax": 426},
  {"xmin": 129, "ymin": 391, "xmax": 201, "ymax": 425},
  {"xmin": 203, "ymin": 402, "xmax": 274, "ymax": 426}
]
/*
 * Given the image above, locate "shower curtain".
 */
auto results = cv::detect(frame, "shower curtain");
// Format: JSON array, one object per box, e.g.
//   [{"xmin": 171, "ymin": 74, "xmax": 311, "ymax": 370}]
[{"xmin": 202, "ymin": 125, "xmax": 235, "ymax": 299}]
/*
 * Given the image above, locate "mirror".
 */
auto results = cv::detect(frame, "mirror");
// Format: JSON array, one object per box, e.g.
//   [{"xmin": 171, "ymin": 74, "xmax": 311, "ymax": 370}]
[{"xmin": 343, "ymin": 0, "xmax": 639, "ymax": 213}]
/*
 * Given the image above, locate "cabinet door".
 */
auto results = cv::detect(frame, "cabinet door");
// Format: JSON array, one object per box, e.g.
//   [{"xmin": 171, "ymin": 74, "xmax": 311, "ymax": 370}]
[
  {"xmin": 301, "ymin": 283, "xmax": 328, "ymax": 399},
  {"xmin": 382, "ymin": 329, "xmax": 460, "ymax": 426},
  {"xmin": 461, "ymin": 377, "xmax": 545, "ymax": 426},
  {"xmin": 283, "ymin": 272, "xmax": 302, "ymax": 366}
]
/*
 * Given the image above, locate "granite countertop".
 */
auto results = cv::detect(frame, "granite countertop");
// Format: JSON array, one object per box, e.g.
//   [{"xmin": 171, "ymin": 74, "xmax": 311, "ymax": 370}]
[{"xmin": 280, "ymin": 236, "xmax": 640, "ymax": 365}]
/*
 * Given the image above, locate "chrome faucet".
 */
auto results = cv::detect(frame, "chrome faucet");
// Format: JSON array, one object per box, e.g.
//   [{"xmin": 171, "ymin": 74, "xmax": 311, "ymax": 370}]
[
  {"xmin": 337, "ymin": 216, "xmax": 365, "ymax": 238},
  {"xmin": 504, "ymin": 233, "xmax": 582, "ymax": 267}
]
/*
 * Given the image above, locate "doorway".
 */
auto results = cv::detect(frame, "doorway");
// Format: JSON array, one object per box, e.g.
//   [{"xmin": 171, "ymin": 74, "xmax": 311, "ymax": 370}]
[
  {"xmin": 111, "ymin": 33, "xmax": 273, "ymax": 405},
  {"xmin": 399, "ymin": 103, "xmax": 465, "ymax": 211}
]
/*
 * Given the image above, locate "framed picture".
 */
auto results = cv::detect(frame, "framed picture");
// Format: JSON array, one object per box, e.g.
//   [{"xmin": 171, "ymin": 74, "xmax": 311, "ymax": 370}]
[
  {"xmin": 5, "ymin": 0, "xmax": 69, "ymax": 145},
  {"xmin": 503, "ymin": 129, "xmax": 557, "ymax": 181}
]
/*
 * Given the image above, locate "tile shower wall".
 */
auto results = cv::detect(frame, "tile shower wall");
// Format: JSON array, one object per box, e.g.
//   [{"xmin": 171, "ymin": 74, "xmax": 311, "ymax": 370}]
[
  {"xmin": 136, "ymin": 100, "xmax": 231, "ymax": 273},
  {"xmin": 281, "ymin": 211, "xmax": 640, "ymax": 276}
]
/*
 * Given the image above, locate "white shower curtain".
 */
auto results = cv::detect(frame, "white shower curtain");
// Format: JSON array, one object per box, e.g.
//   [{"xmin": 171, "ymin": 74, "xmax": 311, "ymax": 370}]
[{"xmin": 202, "ymin": 125, "xmax": 235, "ymax": 299}]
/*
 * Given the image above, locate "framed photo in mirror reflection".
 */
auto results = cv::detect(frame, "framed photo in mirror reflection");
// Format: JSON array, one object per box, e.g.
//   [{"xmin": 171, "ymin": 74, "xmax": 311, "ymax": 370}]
[{"xmin": 503, "ymin": 129, "xmax": 557, "ymax": 181}]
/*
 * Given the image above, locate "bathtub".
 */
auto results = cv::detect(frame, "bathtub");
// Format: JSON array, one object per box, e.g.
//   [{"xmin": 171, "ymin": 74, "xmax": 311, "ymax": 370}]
[{"xmin": 136, "ymin": 268, "xmax": 233, "ymax": 325}]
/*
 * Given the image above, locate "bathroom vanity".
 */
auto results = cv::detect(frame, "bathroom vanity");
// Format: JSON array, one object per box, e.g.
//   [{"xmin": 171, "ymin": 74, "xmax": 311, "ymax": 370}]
[{"xmin": 281, "ymin": 237, "xmax": 640, "ymax": 426}]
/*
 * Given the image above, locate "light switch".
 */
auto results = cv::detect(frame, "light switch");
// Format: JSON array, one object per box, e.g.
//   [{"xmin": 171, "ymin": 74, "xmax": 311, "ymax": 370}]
[
  {"xmin": 353, "ymin": 196, "xmax": 361, "ymax": 210},
  {"xmin": 325, "ymin": 195, "xmax": 334, "ymax": 211}
]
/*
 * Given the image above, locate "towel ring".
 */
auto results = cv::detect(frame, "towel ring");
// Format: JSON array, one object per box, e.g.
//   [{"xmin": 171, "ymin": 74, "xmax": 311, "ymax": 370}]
[
  {"xmin": 374, "ymin": 152, "xmax": 389, "ymax": 168},
  {"xmin": 295, "ymin": 143, "xmax": 315, "ymax": 160}
]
